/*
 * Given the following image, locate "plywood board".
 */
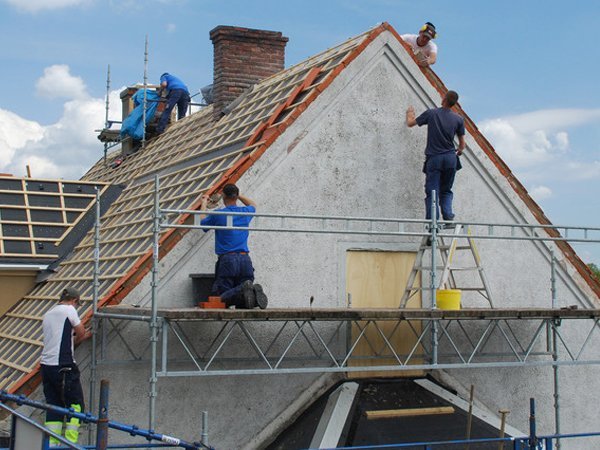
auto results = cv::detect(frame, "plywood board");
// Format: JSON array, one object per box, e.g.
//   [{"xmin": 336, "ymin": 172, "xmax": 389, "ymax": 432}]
[{"xmin": 346, "ymin": 250, "xmax": 423, "ymax": 377}]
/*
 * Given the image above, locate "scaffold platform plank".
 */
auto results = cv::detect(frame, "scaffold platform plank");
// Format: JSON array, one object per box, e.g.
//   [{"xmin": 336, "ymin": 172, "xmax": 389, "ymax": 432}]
[{"xmin": 102, "ymin": 306, "xmax": 600, "ymax": 321}]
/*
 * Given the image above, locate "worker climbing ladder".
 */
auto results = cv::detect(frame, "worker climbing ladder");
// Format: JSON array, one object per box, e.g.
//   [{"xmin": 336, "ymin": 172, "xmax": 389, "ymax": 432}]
[{"xmin": 399, "ymin": 224, "xmax": 494, "ymax": 308}]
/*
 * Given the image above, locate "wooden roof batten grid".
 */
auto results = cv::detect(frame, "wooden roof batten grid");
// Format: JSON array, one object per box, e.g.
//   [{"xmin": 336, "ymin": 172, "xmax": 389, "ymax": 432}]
[
  {"xmin": 0, "ymin": 176, "xmax": 109, "ymax": 260},
  {"xmin": 0, "ymin": 28, "xmax": 373, "ymax": 394}
]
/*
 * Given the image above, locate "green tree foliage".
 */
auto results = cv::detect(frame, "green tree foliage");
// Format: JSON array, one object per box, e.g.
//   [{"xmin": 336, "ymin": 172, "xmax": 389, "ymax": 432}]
[{"xmin": 589, "ymin": 263, "xmax": 600, "ymax": 281}]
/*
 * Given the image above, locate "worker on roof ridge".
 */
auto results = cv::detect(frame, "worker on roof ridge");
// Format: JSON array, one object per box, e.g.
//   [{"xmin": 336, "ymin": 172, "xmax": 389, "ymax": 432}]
[
  {"xmin": 40, "ymin": 287, "xmax": 91, "ymax": 446},
  {"xmin": 199, "ymin": 184, "xmax": 268, "ymax": 309},
  {"xmin": 406, "ymin": 90, "xmax": 466, "ymax": 223},
  {"xmin": 156, "ymin": 72, "xmax": 191, "ymax": 134},
  {"xmin": 401, "ymin": 22, "xmax": 438, "ymax": 67}
]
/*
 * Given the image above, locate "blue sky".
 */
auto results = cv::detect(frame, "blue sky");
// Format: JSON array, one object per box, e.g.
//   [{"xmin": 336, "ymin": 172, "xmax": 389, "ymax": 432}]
[{"xmin": 0, "ymin": 0, "xmax": 599, "ymax": 262}]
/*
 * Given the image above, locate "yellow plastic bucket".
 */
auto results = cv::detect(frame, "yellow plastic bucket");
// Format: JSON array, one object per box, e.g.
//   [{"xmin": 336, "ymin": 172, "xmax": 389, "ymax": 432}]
[{"xmin": 436, "ymin": 289, "xmax": 461, "ymax": 310}]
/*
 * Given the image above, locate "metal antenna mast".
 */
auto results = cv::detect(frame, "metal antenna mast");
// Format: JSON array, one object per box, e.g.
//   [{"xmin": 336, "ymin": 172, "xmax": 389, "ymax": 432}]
[
  {"xmin": 103, "ymin": 65, "xmax": 110, "ymax": 167},
  {"xmin": 142, "ymin": 35, "xmax": 149, "ymax": 149}
]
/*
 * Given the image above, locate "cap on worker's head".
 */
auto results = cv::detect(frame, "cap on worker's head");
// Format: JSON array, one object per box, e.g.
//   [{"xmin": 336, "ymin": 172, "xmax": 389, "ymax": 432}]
[
  {"xmin": 420, "ymin": 22, "xmax": 437, "ymax": 39},
  {"xmin": 60, "ymin": 287, "xmax": 80, "ymax": 302},
  {"xmin": 161, "ymin": 72, "xmax": 169, "ymax": 78},
  {"xmin": 222, "ymin": 183, "xmax": 239, "ymax": 199}
]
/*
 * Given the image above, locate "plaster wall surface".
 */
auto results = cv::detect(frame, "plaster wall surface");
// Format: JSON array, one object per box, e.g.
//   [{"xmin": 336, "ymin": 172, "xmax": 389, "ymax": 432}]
[{"xmin": 78, "ymin": 31, "xmax": 599, "ymax": 448}]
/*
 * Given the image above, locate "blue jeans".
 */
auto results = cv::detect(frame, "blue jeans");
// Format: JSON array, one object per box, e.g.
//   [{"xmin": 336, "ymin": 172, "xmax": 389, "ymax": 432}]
[
  {"xmin": 212, "ymin": 252, "xmax": 255, "ymax": 307},
  {"xmin": 157, "ymin": 89, "xmax": 190, "ymax": 133},
  {"xmin": 424, "ymin": 152, "xmax": 457, "ymax": 220}
]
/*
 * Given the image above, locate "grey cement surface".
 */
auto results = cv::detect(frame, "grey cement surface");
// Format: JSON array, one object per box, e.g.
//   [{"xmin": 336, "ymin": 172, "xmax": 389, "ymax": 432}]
[{"xmin": 26, "ymin": 29, "xmax": 600, "ymax": 449}]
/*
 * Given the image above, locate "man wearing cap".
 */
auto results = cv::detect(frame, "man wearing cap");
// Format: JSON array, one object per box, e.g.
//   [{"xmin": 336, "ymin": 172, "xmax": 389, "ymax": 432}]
[
  {"xmin": 199, "ymin": 184, "xmax": 268, "ymax": 309},
  {"xmin": 401, "ymin": 22, "xmax": 438, "ymax": 67},
  {"xmin": 156, "ymin": 72, "xmax": 190, "ymax": 134},
  {"xmin": 41, "ymin": 287, "xmax": 90, "ymax": 446}
]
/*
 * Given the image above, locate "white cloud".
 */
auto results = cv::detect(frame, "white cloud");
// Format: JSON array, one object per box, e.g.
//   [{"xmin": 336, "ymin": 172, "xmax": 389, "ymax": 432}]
[
  {"xmin": 166, "ymin": 23, "xmax": 176, "ymax": 33},
  {"xmin": 563, "ymin": 161, "xmax": 600, "ymax": 180},
  {"xmin": 2, "ymin": 0, "xmax": 92, "ymax": 13},
  {"xmin": 479, "ymin": 117, "xmax": 565, "ymax": 167},
  {"xmin": 500, "ymin": 109, "xmax": 600, "ymax": 133},
  {"xmin": 555, "ymin": 131, "xmax": 569, "ymax": 151},
  {"xmin": 0, "ymin": 110, "xmax": 45, "ymax": 168},
  {"xmin": 479, "ymin": 108, "xmax": 600, "ymax": 172},
  {"xmin": 36, "ymin": 65, "xmax": 88, "ymax": 100},
  {"xmin": 529, "ymin": 185, "xmax": 552, "ymax": 201},
  {"xmin": 0, "ymin": 65, "xmax": 122, "ymax": 179}
]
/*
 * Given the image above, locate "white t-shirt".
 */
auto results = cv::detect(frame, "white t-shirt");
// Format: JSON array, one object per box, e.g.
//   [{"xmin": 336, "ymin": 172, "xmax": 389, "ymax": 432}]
[
  {"xmin": 41, "ymin": 304, "xmax": 81, "ymax": 366},
  {"xmin": 400, "ymin": 34, "xmax": 438, "ymax": 63}
]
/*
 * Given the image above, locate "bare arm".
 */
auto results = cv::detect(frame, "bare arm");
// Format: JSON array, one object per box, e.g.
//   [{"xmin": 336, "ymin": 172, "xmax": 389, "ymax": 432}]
[
  {"xmin": 427, "ymin": 51, "xmax": 437, "ymax": 66},
  {"xmin": 416, "ymin": 51, "xmax": 436, "ymax": 67},
  {"xmin": 406, "ymin": 106, "xmax": 417, "ymax": 127},
  {"xmin": 199, "ymin": 193, "xmax": 209, "ymax": 220},
  {"xmin": 73, "ymin": 323, "xmax": 90, "ymax": 344},
  {"xmin": 457, "ymin": 135, "xmax": 466, "ymax": 156},
  {"xmin": 238, "ymin": 194, "xmax": 257, "ymax": 208}
]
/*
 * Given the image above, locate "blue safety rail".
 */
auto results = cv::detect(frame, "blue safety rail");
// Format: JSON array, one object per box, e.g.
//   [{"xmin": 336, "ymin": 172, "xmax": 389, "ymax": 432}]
[
  {"xmin": 0, "ymin": 390, "xmax": 213, "ymax": 450},
  {"xmin": 312, "ymin": 430, "xmax": 600, "ymax": 449}
]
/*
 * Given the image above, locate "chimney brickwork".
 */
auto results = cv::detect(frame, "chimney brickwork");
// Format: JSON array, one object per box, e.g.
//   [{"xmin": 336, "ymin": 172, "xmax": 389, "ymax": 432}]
[{"xmin": 210, "ymin": 26, "xmax": 288, "ymax": 120}]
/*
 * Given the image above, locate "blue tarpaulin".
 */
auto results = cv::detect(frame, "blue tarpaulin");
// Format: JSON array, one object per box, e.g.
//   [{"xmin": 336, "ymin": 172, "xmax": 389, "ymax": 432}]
[{"xmin": 120, "ymin": 89, "xmax": 160, "ymax": 140}]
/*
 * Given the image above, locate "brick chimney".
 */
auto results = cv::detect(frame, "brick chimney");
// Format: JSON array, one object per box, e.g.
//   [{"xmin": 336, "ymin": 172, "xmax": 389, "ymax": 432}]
[{"xmin": 210, "ymin": 26, "xmax": 288, "ymax": 120}]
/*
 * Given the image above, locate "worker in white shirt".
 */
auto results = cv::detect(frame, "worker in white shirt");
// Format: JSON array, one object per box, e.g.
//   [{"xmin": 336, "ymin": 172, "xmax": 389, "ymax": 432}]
[
  {"xmin": 40, "ymin": 287, "xmax": 91, "ymax": 446},
  {"xmin": 401, "ymin": 22, "xmax": 438, "ymax": 67}
]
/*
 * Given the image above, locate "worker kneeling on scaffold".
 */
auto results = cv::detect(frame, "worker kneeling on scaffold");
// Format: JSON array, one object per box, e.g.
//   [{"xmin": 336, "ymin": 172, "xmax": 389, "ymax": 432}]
[
  {"xmin": 41, "ymin": 287, "xmax": 91, "ymax": 446},
  {"xmin": 200, "ymin": 184, "xmax": 268, "ymax": 309}
]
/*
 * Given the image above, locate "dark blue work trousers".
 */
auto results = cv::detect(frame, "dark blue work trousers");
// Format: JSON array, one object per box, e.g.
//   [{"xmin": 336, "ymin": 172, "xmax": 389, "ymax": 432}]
[
  {"xmin": 157, "ymin": 89, "xmax": 190, "ymax": 133},
  {"xmin": 424, "ymin": 152, "xmax": 457, "ymax": 220},
  {"xmin": 212, "ymin": 252, "xmax": 255, "ymax": 307},
  {"xmin": 41, "ymin": 364, "xmax": 85, "ymax": 422}
]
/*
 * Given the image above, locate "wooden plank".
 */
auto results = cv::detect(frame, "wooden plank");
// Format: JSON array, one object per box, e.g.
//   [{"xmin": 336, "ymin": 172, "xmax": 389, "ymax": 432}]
[
  {"xmin": 0, "ymin": 356, "xmax": 32, "ymax": 373},
  {"xmin": 0, "ymin": 332, "xmax": 42, "ymax": 347},
  {"xmin": 101, "ymin": 306, "xmax": 600, "ymax": 321},
  {"xmin": 366, "ymin": 406, "xmax": 455, "ymax": 420}
]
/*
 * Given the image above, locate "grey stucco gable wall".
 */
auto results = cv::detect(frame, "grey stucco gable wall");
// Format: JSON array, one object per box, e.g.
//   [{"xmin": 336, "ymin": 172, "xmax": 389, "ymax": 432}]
[{"xmin": 77, "ymin": 29, "xmax": 600, "ymax": 449}]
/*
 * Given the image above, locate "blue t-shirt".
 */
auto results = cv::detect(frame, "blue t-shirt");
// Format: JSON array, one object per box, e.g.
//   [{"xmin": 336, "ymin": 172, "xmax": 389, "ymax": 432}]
[
  {"xmin": 416, "ymin": 107, "xmax": 465, "ymax": 156},
  {"xmin": 200, "ymin": 205, "xmax": 255, "ymax": 254},
  {"xmin": 160, "ymin": 73, "xmax": 189, "ymax": 94}
]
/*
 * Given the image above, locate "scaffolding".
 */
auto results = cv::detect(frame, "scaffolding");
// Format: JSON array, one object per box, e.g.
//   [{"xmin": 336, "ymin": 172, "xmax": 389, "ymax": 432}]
[
  {"xmin": 96, "ymin": 39, "xmax": 206, "ymax": 168},
  {"xmin": 88, "ymin": 178, "xmax": 600, "ymax": 443}
]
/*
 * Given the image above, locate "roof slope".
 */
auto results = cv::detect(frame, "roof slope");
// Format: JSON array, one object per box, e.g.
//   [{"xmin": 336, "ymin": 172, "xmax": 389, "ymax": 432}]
[
  {"xmin": 0, "ymin": 25, "xmax": 381, "ymax": 394},
  {"xmin": 0, "ymin": 176, "xmax": 109, "ymax": 264},
  {"xmin": 0, "ymin": 22, "xmax": 597, "ymax": 397}
]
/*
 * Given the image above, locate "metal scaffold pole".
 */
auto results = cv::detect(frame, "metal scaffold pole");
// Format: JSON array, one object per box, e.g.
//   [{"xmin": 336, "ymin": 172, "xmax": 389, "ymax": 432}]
[
  {"xmin": 149, "ymin": 175, "xmax": 161, "ymax": 430},
  {"xmin": 551, "ymin": 250, "xmax": 561, "ymax": 450},
  {"xmin": 103, "ymin": 65, "xmax": 110, "ymax": 167},
  {"xmin": 430, "ymin": 190, "xmax": 438, "ymax": 365},
  {"xmin": 142, "ymin": 35, "xmax": 149, "ymax": 149},
  {"xmin": 88, "ymin": 187, "xmax": 101, "ymax": 444}
]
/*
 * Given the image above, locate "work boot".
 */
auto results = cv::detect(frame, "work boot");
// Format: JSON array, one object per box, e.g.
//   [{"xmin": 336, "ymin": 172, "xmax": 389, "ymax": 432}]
[
  {"xmin": 253, "ymin": 284, "xmax": 268, "ymax": 309},
  {"xmin": 241, "ymin": 280, "xmax": 256, "ymax": 309},
  {"xmin": 443, "ymin": 217, "xmax": 456, "ymax": 229}
]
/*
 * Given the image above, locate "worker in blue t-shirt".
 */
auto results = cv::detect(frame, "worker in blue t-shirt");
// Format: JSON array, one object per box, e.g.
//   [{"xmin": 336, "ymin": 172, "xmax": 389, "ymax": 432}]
[
  {"xmin": 199, "ymin": 184, "xmax": 268, "ymax": 309},
  {"xmin": 156, "ymin": 72, "xmax": 190, "ymax": 134},
  {"xmin": 406, "ymin": 90, "xmax": 466, "ymax": 222}
]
